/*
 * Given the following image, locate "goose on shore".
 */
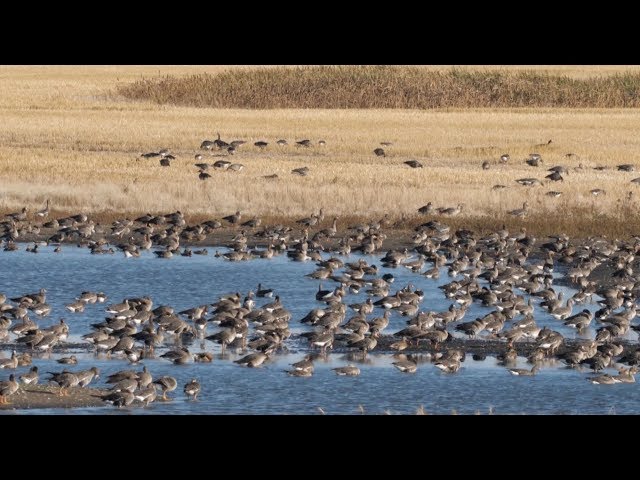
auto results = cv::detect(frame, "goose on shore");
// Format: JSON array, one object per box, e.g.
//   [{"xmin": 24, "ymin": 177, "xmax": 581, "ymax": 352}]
[{"xmin": 0, "ymin": 374, "xmax": 19, "ymax": 404}]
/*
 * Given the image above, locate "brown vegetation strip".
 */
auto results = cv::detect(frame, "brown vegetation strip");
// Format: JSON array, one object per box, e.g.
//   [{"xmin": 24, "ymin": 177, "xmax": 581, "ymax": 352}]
[{"xmin": 116, "ymin": 66, "xmax": 640, "ymax": 109}]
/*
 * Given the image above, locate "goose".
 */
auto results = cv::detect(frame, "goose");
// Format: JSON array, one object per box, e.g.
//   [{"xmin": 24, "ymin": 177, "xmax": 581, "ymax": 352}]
[
  {"xmin": 332, "ymin": 365, "xmax": 361, "ymax": 376},
  {"xmin": 75, "ymin": 367, "xmax": 100, "ymax": 387},
  {"xmin": 35, "ymin": 199, "xmax": 50, "ymax": 218},
  {"xmin": 392, "ymin": 357, "xmax": 418, "ymax": 373},
  {"xmin": 373, "ymin": 148, "xmax": 386, "ymax": 157},
  {"xmin": 213, "ymin": 160, "xmax": 231, "ymax": 169},
  {"xmin": 507, "ymin": 364, "xmax": 539, "ymax": 376},
  {"xmin": 308, "ymin": 329, "xmax": 334, "ymax": 353},
  {"xmin": 0, "ymin": 374, "xmax": 19, "ymax": 404},
  {"xmin": 437, "ymin": 204, "xmax": 463, "ymax": 216},
  {"xmin": 0, "ymin": 351, "xmax": 18, "ymax": 369},
  {"xmin": 153, "ymin": 376, "xmax": 178, "ymax": 400},
  {"xmin": 234, "ymin": 352, "xmax": 269, "ymax": 368},
  {"xmin": 65, "ymin": 300, "xmax": 85, "ymax": 313},
  {"xmin": 205, "ymin": 328, "xmax": 237, "ymax": 353},
  {"xmin": 56, "ymin": 355, "xmax": 77, "ymax": 365},
  {"xmin": 160, "ymin": 347, "xmax": 191, "ymax": 365},
  {"xmin": 508, "ymin": 202, "xmax": 529, "ymax": 218},
  {"xmin": 19, "ymin": 366, "xmax": 39, "ymax": 385},
  {"xmin": 482, "ymin": 161, "xmax": 490, "ymax": 170},
  {"xmin": 417, "ymin": 202, "xmax": 434, "ymax": 215},
  {"xmin": 47, "ymin": 371, "xmax": 80, "ymax": 396},
  {"xmin": 296, "ymin": 139, "xmax": 312, "ymax": 148},
  {"xmin": 545, "ymin": 171, "xmax": 564, "ymax": 182},
  {"xmin": 550, "ymin": 298, "xmax": 575, "ymax": 320},
  {"xmin": 184, "ymin": 379, "xmax": 201, "ymax": 400},
  {"xmin": 515, "ymin": 178, "xmax": 542, "ymax": 187},
  {"xmin": 500, "ymin": 154, "xmax": 510, "ymax": 163},
  {"xmin": 618, "ymin": 164, "xmax": 635, "ymax": 172},
  {"xmin": 99, "ymin": 390, "xmax": 135, "ymax": 407},
  {"xmin": 193, "ymin": 352, "xmax": 214, "ymax": 363},
  {"xmin": 214, "ymin": 133, "xmax": 229, "ymax": 150},
  {"xmin": 589, "ymin": 374, "xmax": 617, "ymax": 385},
  {"xmin": 276, "ymin": 139, "xmax": 288, "ymax": 146},
  {"xmin": 290, "ymin": 354, "xmax": 315, "ymax": 373},
  {"xmin": 404, "ymin": 160, "xmax": 423, "ymax": 168},
  {"xmin": 222, "ymin": 211, "xmax": 242, "ymax": 224},
  {"xmin": 615, "ymin": 366, "xmax": 638, "ymax": 384},
  {"xmin": 256, "ymin": 283, "xmax": 274, "ymax": 298},
  {"xmin": 134, "ymin": 383, "xmax": 157, "ymax": 406},
  {"xmin": 228, "ymin": 163, "xmax": 244, "ymax": 172},
  {"xmin": 291, "ymin": 166, "xmax": 310, "ymax": 176},
  {"xmin": 254, "ymin": 141, "xmax": 268, "ymax": 149}
]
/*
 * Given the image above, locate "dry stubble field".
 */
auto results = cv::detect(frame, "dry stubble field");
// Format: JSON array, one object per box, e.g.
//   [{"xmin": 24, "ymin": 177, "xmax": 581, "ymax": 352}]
[{"xmin": 1, "ymin": 65, "xmax": 640, "ymax": 237}]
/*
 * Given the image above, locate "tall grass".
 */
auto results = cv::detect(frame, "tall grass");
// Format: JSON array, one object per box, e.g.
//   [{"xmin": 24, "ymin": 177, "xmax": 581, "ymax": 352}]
[{"xmin": 115, "ymin": 66, "xmax": 640, "ymax": 109}]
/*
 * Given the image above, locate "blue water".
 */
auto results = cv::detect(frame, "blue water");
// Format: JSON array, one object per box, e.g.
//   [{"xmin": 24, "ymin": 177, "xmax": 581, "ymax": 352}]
[{"xmin": 0, "ymin": 244, "xmax": 637, "ymax": 415}]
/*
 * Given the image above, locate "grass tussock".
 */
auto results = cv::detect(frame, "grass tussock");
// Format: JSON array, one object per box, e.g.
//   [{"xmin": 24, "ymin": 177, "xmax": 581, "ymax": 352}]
[{"xmin": 115, "ymin": 66, "xmax": 640, "ymax": 109}]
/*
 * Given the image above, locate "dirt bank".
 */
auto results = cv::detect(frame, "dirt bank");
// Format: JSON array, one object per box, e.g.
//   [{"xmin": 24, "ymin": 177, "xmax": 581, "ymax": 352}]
[{"xmin": 0, "ymin": 384, "xmax": 108, "ymax": 410}]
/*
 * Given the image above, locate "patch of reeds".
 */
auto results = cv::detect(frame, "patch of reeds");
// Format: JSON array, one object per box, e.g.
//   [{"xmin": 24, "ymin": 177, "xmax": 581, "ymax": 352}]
[{"xmin": 115, "ymin": 66, "xmax": 640, "ymax": 109}]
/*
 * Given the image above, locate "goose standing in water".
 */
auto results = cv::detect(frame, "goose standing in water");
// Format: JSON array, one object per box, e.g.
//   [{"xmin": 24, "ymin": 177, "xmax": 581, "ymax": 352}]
[
  {"xmin": 153, "ymin": 376, "xmax": 178, "ymax": 400},
  {"xmin": 332, "ymin": 365, "xmax": 361, "ymax": 376},
  {"xmin": 184, "ymin": 379, "xmax": 201, "ymax": 400},
  {"xmin": 507, "ymin": 364, "xmax": 539, "ymax": 376},
  {"xmin": 256, "ymin": 283, "xmax": 274, "ymax": 298}
]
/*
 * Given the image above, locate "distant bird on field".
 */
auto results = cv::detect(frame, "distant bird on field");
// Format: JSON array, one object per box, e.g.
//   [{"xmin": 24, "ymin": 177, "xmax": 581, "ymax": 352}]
[
  {"xmin": 404, "ymin": 160, "xmax": 423, "ymax": 168},
  {"xmin": 374, "ymin": 148, "xmax": 386, "ymax": 157}
]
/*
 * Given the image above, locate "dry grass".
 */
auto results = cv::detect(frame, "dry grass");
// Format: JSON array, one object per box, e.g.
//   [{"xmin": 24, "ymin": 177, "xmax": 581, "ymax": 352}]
[
  {"xmin": 1, "ymin": 66, "xmax": 640, "ymax": 238},
  {"xmin": 115, "ymin": 66, "xmax": 640, "ymax": 109}
]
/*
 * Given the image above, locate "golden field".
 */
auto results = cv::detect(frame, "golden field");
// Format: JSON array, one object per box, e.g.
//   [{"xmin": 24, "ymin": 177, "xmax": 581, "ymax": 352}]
[{"xmin": 1, "ymin": 65, "xmax": 640, "ymax": 237}]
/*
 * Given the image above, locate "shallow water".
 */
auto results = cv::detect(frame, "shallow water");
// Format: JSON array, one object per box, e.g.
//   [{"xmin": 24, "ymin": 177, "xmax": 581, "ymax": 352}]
[{"xmin": 0, "ymin": 245, "xmax": 637, "ymax": 415}]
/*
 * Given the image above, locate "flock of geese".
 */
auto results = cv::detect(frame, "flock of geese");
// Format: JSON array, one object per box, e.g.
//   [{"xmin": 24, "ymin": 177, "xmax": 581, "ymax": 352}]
[
  {"xmin": 1, "ymin": 192, "xmax": 640, "ymax": 409},
  {"xmin": 139, "ymin": 133, "xmax": 331, "ymax": 181},
  {"xmin": 139, "ymin": 135, "xmax": 640, "ymax": 221}
]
